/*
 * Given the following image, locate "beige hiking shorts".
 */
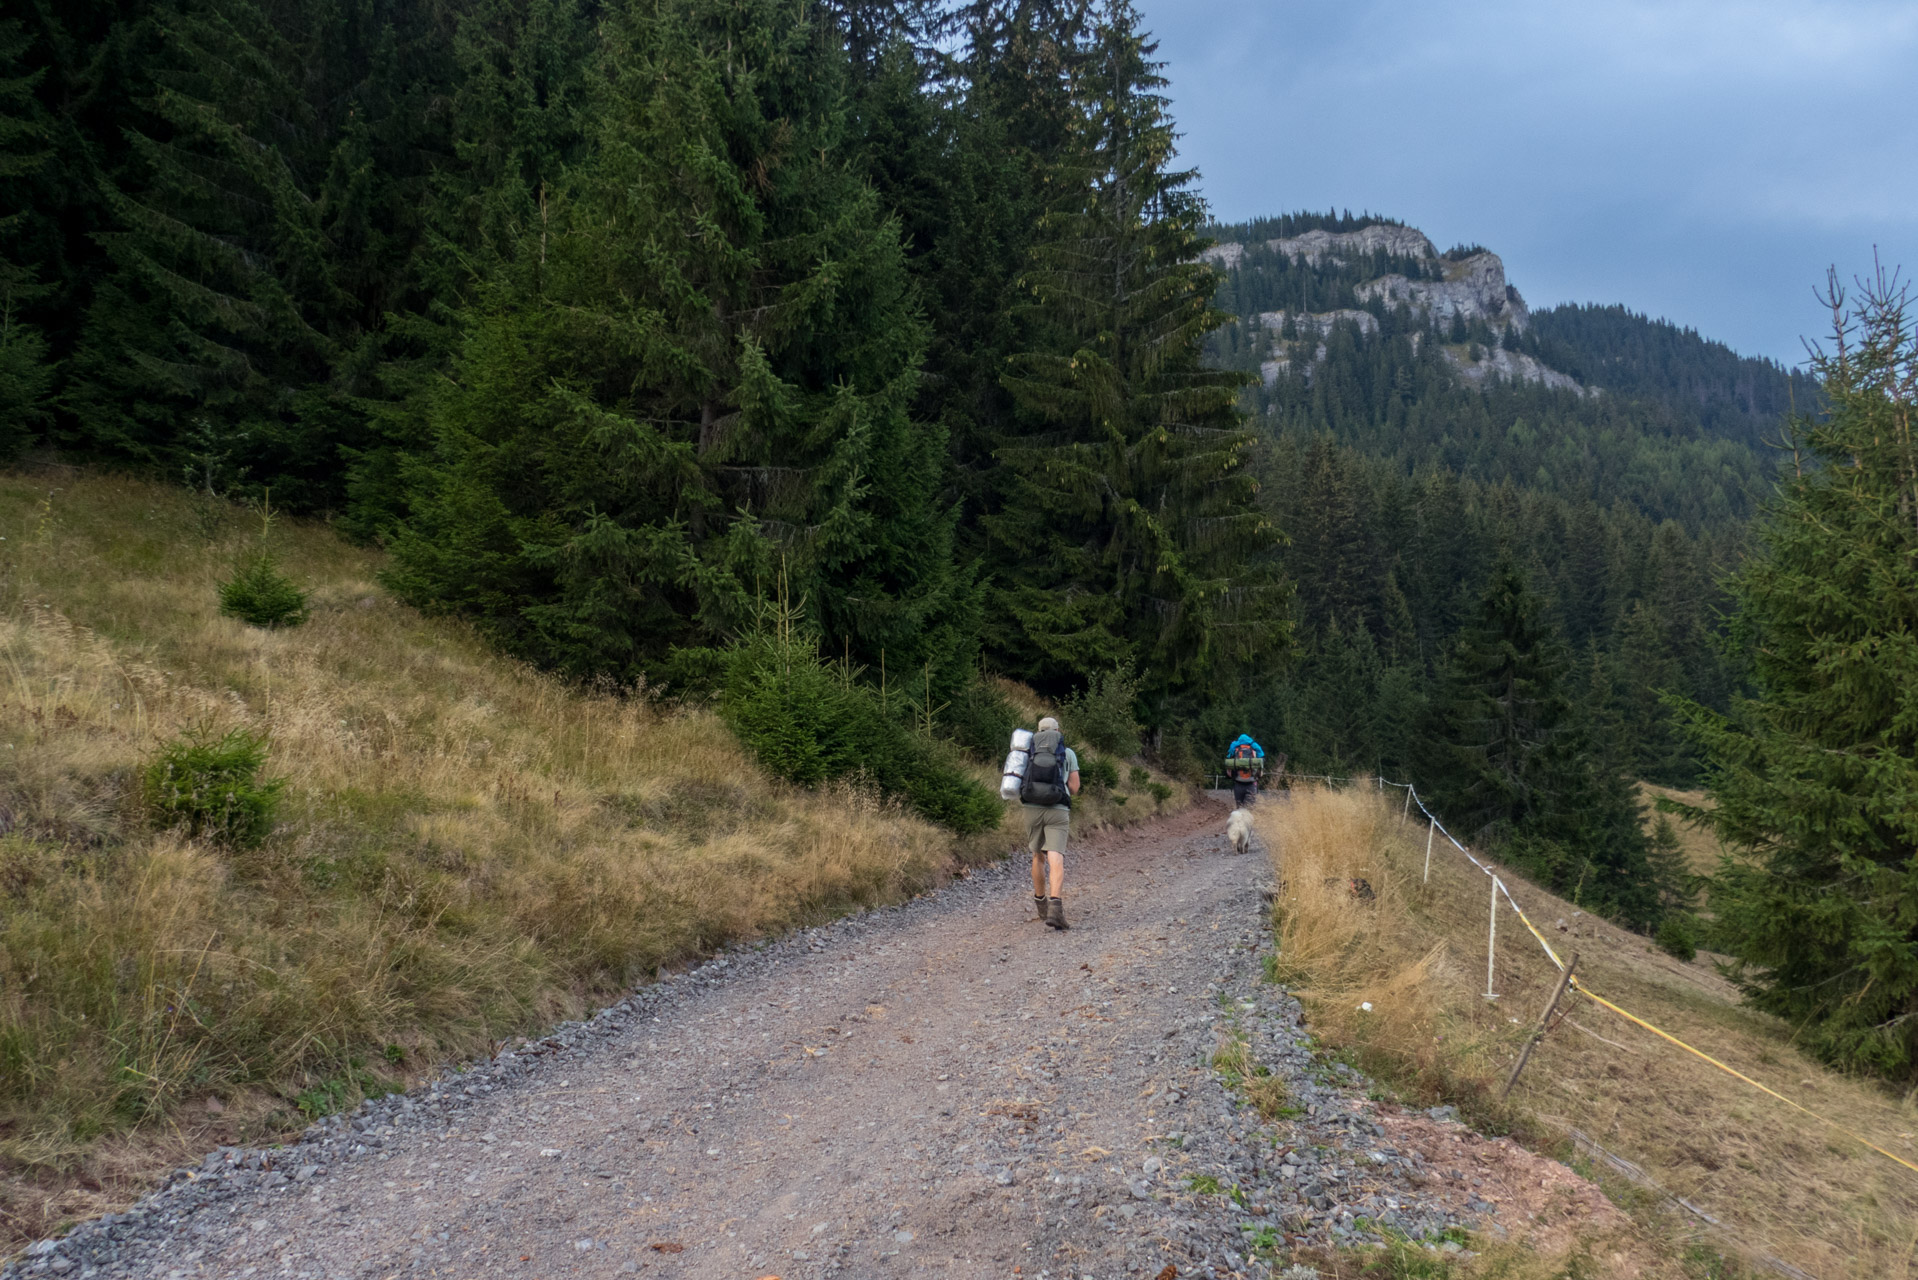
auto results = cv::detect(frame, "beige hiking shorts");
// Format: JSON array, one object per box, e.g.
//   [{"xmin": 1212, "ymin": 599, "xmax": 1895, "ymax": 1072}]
[{"xmin": 1022, "ymin": 804, "xmax": 1070, "ymax": 855}]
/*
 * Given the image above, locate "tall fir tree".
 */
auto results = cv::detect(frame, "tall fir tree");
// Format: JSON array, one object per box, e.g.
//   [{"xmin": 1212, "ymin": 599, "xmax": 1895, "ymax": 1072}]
[
  {"xmin": 1676, "ymin": 276, "xmax": 1918, "ymax": 1080},
  {"xmin": 985, "ymin": 0, "xmax": 1287, "ymax": 721},
  {"xmin": 918, "ymin": 0, "xmax": 1091, "ymax": 528},
  {"xmin": 60, "ymin": 0, "xmax": 451, "ymax": 509},
  {"xmin": 0, "ymin": 17, "xmax": 55, "ymax": 454},
  {"xmin": 344, "ymin": 0, "xmax": 596, "ymax": 539},
  {"xmin": 387, "ymin": 0, "xmax": 974, "ymax": 691},
  {"xmin": 1422, "ymin": 556, "xmax": 1656, "ymax": 923}
]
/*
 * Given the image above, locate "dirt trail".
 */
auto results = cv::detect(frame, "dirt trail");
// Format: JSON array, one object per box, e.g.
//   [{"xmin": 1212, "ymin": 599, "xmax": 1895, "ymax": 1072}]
[{"xmin": 14, "ymin": 800, "xmax": 1597, "ymax": 1280}]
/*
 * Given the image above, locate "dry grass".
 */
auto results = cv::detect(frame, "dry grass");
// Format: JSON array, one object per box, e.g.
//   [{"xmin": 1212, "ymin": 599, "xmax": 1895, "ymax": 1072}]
[
  {"xmin": 1255, "ymin": 785, "xmax": 1918, "ymax": 1280},
  {"xmin": 0, "ymin": 468, "xmax": 1168, "ymax": 1243}
]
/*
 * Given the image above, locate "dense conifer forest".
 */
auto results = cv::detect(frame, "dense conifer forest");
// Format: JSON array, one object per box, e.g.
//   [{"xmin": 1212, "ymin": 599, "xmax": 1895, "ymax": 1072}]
[{"xmin": 6, "ymin": 0, "xmax": 1912, "ymax": 1073}]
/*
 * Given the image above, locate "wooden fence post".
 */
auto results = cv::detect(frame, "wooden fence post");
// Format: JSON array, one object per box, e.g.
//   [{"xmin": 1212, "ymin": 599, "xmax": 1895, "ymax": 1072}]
[{"xmin": 1499, "ymin": 953, "xmax": 1579, "ymax": 1102}]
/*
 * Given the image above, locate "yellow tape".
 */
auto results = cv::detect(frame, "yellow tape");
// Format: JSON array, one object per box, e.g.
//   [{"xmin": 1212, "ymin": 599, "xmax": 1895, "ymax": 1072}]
[
  {"xmin": 1571, "ymin": 981, "xmax": 1918, "ymax": 1176},
  {"xmin": 1400, "ymin": 779, "xmax": 1918, "ymax": 1180},
  {"xmin": 1496, "ymin": 882, "xmax": 1566, "ymax": 971}
]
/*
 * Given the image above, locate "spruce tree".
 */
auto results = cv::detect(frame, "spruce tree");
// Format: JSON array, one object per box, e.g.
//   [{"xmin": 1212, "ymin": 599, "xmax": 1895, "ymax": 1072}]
[
  {"xmin": 61, "ymin": 0, "xmax": 451, "ymax": 509},
  {"xmin": 387, "ymin": 0, "xmax": 973, "ymax": 691},
  {"xmin": 1423, "ymin": 556, "xmax": 1655, "ymax": 922},
  {"xmin": 917, "ymin": 0, "xmax": 1091, "ymax": 525},
  {"xmin": 345, "ymin": 0, "xmax": 595, "ymax": 539},
  {"xmin": 0, "ymin": 17, "xmax": 54, "ymax": 455},
  {"xmin": 986, "ymin": 0, "xmax": 1287, "ymax": 717},
  {"xmin": 1676, "ymin": 276, "xmax": 1918, "ymax": 1079}
]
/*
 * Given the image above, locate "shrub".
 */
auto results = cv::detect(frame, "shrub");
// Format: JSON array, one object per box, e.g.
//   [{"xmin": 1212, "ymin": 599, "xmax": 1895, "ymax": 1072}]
[
  {"xmin": 942, "ymin": 678, "xmax": 1019, "ymax": 761},
  {"xmin": 1129, "ymin": 764, "xmax": 1151, "ymax": 789},
  {"xmin": 219, "ymin": 551, "xmax": 308, "ymax": 627},
  {"xmin": 142, "ymin": 726, "xmax": 284, "ymax": 848},
  {"xmin": 1081, "ymin": 755, "xmax": 1120, "ymax": 795},
  {"xmin": 721, "ymin": 622, "xmax": 1000, "ymax": 834},
  {"xmin": 1147, "ymin": 781, "xmax": 1173, "ymax": 809},
  {"xmin": 1063, "ymin": 664, "xmax": 1142, "ymax": 757},
  {"xmin": 1656, "ymin": 913, "xmax": 1699, "ymax": 963}
]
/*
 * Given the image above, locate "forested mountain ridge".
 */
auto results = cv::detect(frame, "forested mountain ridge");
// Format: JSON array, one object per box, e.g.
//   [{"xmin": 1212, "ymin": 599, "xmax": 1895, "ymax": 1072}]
[
  {"xmin": 1528, "ymin": 301, "xmax": 1819, "ymax": 447},
  {"xmin": 1202, "ymin": 211, "xmax": 1806, "ymax": 529}
]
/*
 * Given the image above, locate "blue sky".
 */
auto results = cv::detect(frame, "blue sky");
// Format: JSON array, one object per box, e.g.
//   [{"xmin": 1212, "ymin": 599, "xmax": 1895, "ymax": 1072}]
[{"xmin": 1135, "ymin": 0, "xmax": 1917, "ymax": 365}]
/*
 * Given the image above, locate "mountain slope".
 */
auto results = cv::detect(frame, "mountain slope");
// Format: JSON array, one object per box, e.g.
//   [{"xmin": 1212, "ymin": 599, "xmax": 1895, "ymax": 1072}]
[{"xmin": 1528, "ymin": 302, "xmax": 1818, "ymax": 447}]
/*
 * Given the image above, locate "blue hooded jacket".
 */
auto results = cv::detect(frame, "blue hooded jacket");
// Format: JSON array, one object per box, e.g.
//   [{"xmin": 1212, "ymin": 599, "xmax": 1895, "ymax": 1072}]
[{"xmin": 1229, "ymin": 733, "xmax": 1264, "ymax": 757}]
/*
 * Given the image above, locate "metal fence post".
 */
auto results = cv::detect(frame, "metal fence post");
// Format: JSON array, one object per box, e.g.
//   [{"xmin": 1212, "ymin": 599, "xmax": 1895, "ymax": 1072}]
[{"xmin": 1423, "ymin": 816, "xmax": 1436, "ymax": 883}]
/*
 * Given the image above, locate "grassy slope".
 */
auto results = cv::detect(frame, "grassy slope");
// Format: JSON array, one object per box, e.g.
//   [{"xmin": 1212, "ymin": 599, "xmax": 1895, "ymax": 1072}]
[
  {"xmin": 0, "ymin": 468, "xmax": 1185, "ymax": 1243},
  {"xmin": 1254, "ymin": 786, "xmax": 1918, "ymax": 1280}
]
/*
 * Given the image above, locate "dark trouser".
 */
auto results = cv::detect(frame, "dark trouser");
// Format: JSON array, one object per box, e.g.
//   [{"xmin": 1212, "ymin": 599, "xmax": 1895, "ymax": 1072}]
[{"xmin": 1232, "ymin": 779, "xmax": 1257, "ymax": 808}]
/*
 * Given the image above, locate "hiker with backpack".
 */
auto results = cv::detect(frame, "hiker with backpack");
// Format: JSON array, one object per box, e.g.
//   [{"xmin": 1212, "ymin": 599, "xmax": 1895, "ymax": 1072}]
[
  {"xmin": 1019, "ymin": 716, "xmax": 1080, "ymax": 930},
  {"xmin": 1226, "ymin": 733, "xmax": 1265, "ymax": 809}
]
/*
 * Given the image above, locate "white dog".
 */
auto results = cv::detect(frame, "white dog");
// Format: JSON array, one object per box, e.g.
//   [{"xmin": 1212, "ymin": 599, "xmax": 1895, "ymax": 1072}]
[{"xmin": 1226, "ymin": 807, "xmax": 1254, "ymax": 856}]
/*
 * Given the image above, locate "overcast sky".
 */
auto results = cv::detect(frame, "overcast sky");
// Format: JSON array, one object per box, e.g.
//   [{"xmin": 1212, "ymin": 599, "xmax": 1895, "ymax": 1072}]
[{"xmin": 1135, "ymin": 0, "xmax": 1917, "ymax": 365}]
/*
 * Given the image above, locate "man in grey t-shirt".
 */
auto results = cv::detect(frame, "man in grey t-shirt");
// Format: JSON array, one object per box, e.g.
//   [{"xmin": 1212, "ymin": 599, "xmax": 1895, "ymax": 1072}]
[{"xmin": 1021, "ymin": 716, "xmax": 1081, "ymax": 930}]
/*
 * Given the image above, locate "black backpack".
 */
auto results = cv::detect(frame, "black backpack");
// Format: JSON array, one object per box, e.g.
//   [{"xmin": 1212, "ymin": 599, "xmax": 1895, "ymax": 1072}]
[{"xmin": 1020, "ymin": 729, "xmax": 1071, "ymax": 807}]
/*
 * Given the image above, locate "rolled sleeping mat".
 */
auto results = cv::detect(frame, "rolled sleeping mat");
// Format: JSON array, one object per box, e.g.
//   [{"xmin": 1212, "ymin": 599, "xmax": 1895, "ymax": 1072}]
[
  {"xmin": 1010, "ymin": 728, "xmax": 1034, "ymax": 752},
  {"xmin": 1000, "ymin": 749, "xmax": 1031, "ymax": 800}
]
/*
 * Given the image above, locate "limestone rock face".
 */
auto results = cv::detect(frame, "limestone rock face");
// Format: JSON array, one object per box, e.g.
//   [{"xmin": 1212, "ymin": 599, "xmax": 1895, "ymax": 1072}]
[
  {"xmin": 1444, "ymin": 346, "xmax": 1583, "ymax": 394},
  {"xmin": 1207, "ymin": 218, "xmax": 1579, "ymax": 392},
  {"xmin": 1266, "ymin": 224, "xmax": 1437, "ymax": 264},
  {"xmin": 1257, "ymin": 311, "xmax": 1382, "ymax": 387},
  {"xmin": 1358, "ymin": 252, "xmax": 1529, "ymax": 331},
  {"xmin": 1200, "ymin": 224, "xmax": 1436, "ymax": 270},
  {"xmin": 1256, "ymin": 309, "xmax": 1379, "ymax": 338}
]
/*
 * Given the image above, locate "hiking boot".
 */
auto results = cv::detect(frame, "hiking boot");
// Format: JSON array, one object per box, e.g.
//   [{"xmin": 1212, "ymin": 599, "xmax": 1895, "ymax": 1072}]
[
  {"xmin": 1046, "ymin": 896, "xmax": 1068, "ymax": 930},
  {"xmin": 1033, "ymin": 894, "xmax": 1047, "ymax": 921}
]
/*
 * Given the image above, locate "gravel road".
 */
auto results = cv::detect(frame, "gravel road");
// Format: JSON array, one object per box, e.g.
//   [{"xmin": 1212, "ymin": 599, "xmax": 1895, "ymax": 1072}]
[{"xmin": 11, "ymin": 798, "xmax": 1567, "ymax": 1280}]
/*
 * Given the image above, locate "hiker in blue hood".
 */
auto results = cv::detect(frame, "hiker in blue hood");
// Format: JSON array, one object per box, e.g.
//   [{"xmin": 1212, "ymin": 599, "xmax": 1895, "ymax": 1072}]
[{"xmin": 1226, "ymin": 734, "xmax": 1265, "ymax": 809}]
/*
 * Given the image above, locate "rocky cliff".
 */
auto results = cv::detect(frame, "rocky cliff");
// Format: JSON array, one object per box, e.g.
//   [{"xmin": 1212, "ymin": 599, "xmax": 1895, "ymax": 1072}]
[
  {"xmin": 1356, "ymin": 252, "xmax": 1530, "ymax": 331},
  {"xmin": 1205, "ymin": 220, "xmax": 1581, "ymax": 393}
]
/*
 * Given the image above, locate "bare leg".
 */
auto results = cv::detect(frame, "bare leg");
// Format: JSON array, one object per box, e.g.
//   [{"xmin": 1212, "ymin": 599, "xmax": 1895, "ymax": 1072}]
[
  {"xmin": 1031, "ymin": 853, "xmax": 1047, "ymax": 899},
  {"xmin": 1048, "ymin": 850, "xmax": 1065, "ymax": 898}
]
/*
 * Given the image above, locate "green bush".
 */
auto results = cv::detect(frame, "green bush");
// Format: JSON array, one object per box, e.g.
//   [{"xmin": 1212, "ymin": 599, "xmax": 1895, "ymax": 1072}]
[
  {"xmin": 142, "ymin": 726, "xmax": 284, "ymax": 848},
  {"xmin": 1081, "ymin": 755, "xmax": 1120, "ymax": 794},
  {"xmin": 218, "ymin": 551, "xmax": 308, "ymax": 627},
  {"xmin": 1129, "ymin": 764, "xmax": 1151, "ymax": 789},
  {"xmin": 1063, "ymin": 665, "xmax": 1142, "ymax": 757},
  {"xmin": 1655, "ymin": 913, "xmax": 1699, "ymax": 963},
  {"xmin": 941, "ymin": 678, "xmax": 1019, "ymax": 761},
  {"xmin": 721, "ymin": 624, "xmax": 1000, "ymax": 834},
  {"xmin": 1147, "ymin": 781, "xmax": 1173, "ymax": 808}
]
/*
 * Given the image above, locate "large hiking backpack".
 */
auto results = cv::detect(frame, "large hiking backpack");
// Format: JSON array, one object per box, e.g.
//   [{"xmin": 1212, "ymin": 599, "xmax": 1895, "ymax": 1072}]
[
  {"xmin": 1228, "ymin": 741, "xmax": 1264, "ymax": 781},
  {"xmin": 1020, "ymin": 729, "xmax": 1071, "ymax": 807}
]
